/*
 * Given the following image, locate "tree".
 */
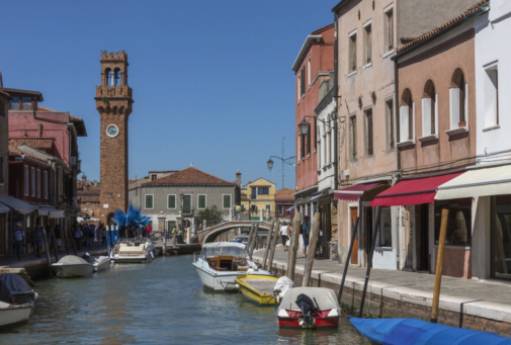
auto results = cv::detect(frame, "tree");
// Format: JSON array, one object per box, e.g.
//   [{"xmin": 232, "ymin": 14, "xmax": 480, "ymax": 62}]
[{"xmin": 195, "ymin": 206, "xmax": 223, "ymax": 228}]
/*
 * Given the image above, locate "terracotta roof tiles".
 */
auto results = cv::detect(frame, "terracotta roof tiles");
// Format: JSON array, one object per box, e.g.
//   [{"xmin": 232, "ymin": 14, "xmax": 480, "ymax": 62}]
[{"xmin": 143, "ymin": 167, "xmax": 235, "ymax": 187}]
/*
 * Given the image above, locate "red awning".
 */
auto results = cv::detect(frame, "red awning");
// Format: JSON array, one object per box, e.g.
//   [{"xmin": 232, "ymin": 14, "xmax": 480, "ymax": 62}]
[
  {"xmin": 370, "ymin": 173, "xmax": 462, "ymax": 207},
  {"xmin": 334, "ymin": 182, "xmax": 386, "ymax": 201}
]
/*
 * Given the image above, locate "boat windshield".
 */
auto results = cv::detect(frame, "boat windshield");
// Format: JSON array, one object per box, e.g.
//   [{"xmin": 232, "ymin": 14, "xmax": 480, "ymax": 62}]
[{"xmin": 202, "ymin": 246, "xmax": 247, "ymax": 258}]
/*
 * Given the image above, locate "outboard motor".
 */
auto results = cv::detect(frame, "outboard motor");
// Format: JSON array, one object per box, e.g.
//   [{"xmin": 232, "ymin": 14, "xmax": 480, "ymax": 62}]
[{"xmin": 296, "ymin": 293, "xmax": 319, "ymax": 328}]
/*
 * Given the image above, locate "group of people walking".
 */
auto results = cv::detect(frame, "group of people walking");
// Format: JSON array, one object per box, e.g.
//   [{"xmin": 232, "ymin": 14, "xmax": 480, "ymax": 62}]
[{"xmin": 278, "ymin": 216, "xmax": 311, "ymax": 256}]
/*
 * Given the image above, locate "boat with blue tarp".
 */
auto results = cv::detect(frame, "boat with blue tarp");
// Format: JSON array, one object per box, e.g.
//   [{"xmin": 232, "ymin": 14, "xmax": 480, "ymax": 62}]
[{"xmin": 350, "ymin": 317, "xmax": 511, "ymax": 345}]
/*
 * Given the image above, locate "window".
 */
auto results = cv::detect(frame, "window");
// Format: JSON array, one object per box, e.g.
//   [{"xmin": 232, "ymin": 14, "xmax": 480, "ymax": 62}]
[
  {"xmin": 364, "ymin": 23, "xmax": 372, "ymax": 65},
  {"xmin": 145, "ymin": 194, "xmax": 154, "ymax": 209},
  {"xmin": 43, "ymin": 170, "xmax": 49, "ymax": 200},
  {"xmin": 435, "ymin": 199, "xmax": 471, "ymax": 246},
  {"xmin": 9, "ymin": 96, "xmax": 21, "ymax": 110},
  {"xmin": 449, "ymin": 69, "xmax": 468, "ymax": 129},
  {"xmin": 36, "ymin": 168, "xmax": 41, "ymax": 199},
  {"xmin": 399, "ymin": 89, "xmax": 414, "ymax": 142},
  {"xmin": 484, "ymin": 64, "xmax": 499, "ymax": 128},
  {"xmin": 21, "ymin": 97, "xmax": 33, "ymax": 110},
  {"xmin": 151, "ymin": 174, "xmax": 157, "ymax": 181},
  {"xmin": 31, "ymin": 167, "xmax": 36, "ymax": 197},
  {"xmin": 307, "ymin": 60, "xmax": 312, "ymax": 86},
  {"xmin": 24, "ymin": 165, "xmax": 29, "ymax": 196},
  {"xmin": 182, "ymin": 194, "xmax": 192, "ymax": 214},
  {"xmin": 257, "ymin": 186, "xmax": 270, "ymax": 195},
  {"xmin": 198, "ymin": 194, "xmax": 207, "ymax": 209},
  {"xmin": 251, "ymin": 187, "xmax": 257, "ymax": 200},
  {"xmin": 167, "ymin": 194, "xmax": 176, "ymax": 209},
  {"xmin": 114, "ymin": 68, "xmax": 121, "ymax": 86},
  {"xmin": 364, "ymin": 109, "xmax": 374, "ymax": 155},
  {"xmin": 349, "ymin": 33, "xmax": 357, "ymax": 73},
  {"xmin": 306, "ymin": 124, "xmax": 311, "ymax": 155},
  {"xmin": 223, "ymin": 194, "xmax": 232, "ymax": 209},
  {"xmin": 378, "ymin": 207, "xmax": 392, "ymax": 247},
  {"xmin": 105, "ymin": 68, "xmax": 113, "ymax": 87},
  {"xmin": 0, "ymin": 157, "xmax": 3, "ymax": 184},
  {"xmin": 384, "ymin": 8, "xmax": 394, "ymax": 52},
  {"xmin": 300, "ymin": 69, "xmax": 306, "ymax": 96},
  {"xmin": 385, "ymin": 99, "xmax": 395, "ymax": 149},
  {"xmin": 349, "ymin": 115, "xmax": 357, "ymax": 160},
  {"xmin": 422, "ymin": 80, "xmax": 437, "ymax": 137}
]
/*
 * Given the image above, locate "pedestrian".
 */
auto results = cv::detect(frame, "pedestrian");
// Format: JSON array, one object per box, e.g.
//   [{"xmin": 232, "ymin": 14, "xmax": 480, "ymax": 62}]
[
  {"xmin": 144, "ymin": 222, "xmax": 152, "ymax": 238},
  {"xmin": 301, "ymin": 217, "xmax": 310, "ymax": 256},
  {"xmin": 279, "ymin": 221, "xmax": 289, "ymax": 251},
  {"xmin": 34, "ymin": 223, "xmax": 45, "ymax": 257},
  {"xmin": 14, "ymin": 222, "xmax": 24, "ymax": 260},
  {"xmin": 74, "ymin": 224, "xmax": 83, "ymax": 251}
]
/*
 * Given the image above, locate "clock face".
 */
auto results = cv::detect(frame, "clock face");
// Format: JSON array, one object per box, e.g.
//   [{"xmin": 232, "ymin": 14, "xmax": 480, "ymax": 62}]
[{"xmin": 106, "ymin": 124, "xmax": 120, "ymax": 138}]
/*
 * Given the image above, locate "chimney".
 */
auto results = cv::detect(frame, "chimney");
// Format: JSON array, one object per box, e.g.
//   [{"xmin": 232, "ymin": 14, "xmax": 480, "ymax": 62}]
[{"xmin": 235, "ymin": 171, "xmax": 242, "ymax": 186}]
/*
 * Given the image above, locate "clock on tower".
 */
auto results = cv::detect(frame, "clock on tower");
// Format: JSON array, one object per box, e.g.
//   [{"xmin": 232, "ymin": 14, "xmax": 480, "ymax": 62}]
[{"xmin": 95, "ymin": 51, "xmax": 133, "ymax": 223}]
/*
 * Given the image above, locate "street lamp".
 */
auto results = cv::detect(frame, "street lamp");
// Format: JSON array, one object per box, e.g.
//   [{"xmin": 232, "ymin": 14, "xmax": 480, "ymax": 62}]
[
  {"xmin": 266, "ymin": 158, "xmax": 274, "ymax": 171},
  {"xmin": 299, "ymin": 118, "xmax": 310, "ymax": 135}
]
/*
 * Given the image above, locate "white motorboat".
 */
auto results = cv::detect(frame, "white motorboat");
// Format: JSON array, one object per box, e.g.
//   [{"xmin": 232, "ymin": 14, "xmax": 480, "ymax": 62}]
[
  {"xmin": 51, "ymin": 255, "xmax": 93, "ymax": 278},
  {"xmin": 0, "ymin": 274, "xmax": 38, "ymax": 327},
  {"xmin": 112, "ymin": 239, "xmax": 154, "ymax": 264},
  {"xmin": 83, "ymin": 253, "xmax": 111, "ymax": 272},
  {"xmin": 192, "ymin": 242, "xmax": 265, "ymax": 292}
]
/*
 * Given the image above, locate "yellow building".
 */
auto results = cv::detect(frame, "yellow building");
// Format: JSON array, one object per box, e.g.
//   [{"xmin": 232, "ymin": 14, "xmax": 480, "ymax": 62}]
[{"xmin": 241, "ymin": 178, "xmax": 276, "ymax": 221}]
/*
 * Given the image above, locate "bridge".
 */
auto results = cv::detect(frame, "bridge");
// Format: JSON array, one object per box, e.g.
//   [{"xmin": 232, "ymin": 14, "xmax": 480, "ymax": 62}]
[{"xmin": 197, "ymin": 220, "xmax": 273, "ymax": 244}]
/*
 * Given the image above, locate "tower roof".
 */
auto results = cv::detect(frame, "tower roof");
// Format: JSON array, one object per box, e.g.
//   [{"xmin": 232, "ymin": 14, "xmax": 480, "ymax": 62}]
[
  {"xmin": 143, "ymin": 167, "xmax": 235, "ymax": 187},
  {"xmin": 100, "ymin": 50, "xmax": 128, "ymax": 63}
]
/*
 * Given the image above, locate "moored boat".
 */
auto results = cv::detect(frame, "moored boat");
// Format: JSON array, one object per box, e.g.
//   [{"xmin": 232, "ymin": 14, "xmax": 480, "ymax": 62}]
[
  {"xmin": 350, "ymin": 317, "xmax": 511, "ymax": 345},
  {"xmin": 112, "ymin": 239, "xmax": 154, "ymax": 264},
  {"xmin": 83, "ymin": 253, "xmax": 111, "ymax": 272},
  {"xmin": 277, "ymin": 287, "xmax": 340, "ymax": 329},
  {"xmin": 0, "ymin": 273, "xmax": 38, "ymax": 328},
  {"xmin": 193, "ymin": 242, "xmax": 261, "ymax": 292},
  {"xmin": 236, "ymin": 274, "xmax": 279, "ymax": 305},
  {"xmin": 51, "ymin": 255, "xmax": 93, "ymax": 278}
]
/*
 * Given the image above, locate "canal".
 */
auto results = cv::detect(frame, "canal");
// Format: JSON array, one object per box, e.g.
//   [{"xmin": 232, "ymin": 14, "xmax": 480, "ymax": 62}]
[{"xmin": 1, "ymin": 256, "xmax": 370, "ymax": 345}]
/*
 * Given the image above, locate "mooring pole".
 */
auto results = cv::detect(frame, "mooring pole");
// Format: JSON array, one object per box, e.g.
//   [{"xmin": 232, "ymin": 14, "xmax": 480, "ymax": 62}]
[
  {"xmin": 262, "ymin": 221, "xmax": 275, "ymax": 269},
  {"xmin": 248, "ymin": 224, "xmax": 258, "ymax": 259},
  {"xmin": 359, "ymin": 206, "xmax": 382, "ymax": 316},
  {"xmin": 431, "ymin": 208, "xmax": 449, "ymax": 323},
  {"xmin": 287, "ymin": 212, "xmax": 301, "ymax": 281},
  {"xmin": 267, "ymin": 220, "xmax": 280, "ymax": 272},
  {"xmin": 337, "ymin": 216, "xmax": 360, "ymax": 303},
  {"xmin": 247, "ymin": 224, "xmax": 256, "ymax": 259},
  {"xmin": 303, "ymin": 212, "xmax": 321, "ymax": 287}
]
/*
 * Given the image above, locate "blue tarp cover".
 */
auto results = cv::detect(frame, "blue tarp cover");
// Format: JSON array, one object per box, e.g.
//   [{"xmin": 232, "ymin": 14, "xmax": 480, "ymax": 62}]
[{"xmin": 350, "ymin": 317, "xmax": 511, "ymax": 345}]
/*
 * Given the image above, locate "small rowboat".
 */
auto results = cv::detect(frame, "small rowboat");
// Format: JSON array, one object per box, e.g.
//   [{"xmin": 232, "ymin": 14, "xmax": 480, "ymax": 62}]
[
  {"xmin": 236, "ymin": 274, "xmax": 279, "ymax": 305},
  {"xmin": 350, "ymin": 317, "xmax": 511, "ymax": 345}
]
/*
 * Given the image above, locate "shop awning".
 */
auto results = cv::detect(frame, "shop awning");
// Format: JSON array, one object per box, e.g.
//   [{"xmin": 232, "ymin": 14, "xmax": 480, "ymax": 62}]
[
  {"xmin": 334, "ymin": 182, "xmax": 387, "ymax": 201},
  {"xmin": 38, "ymin": 205, "xmax": 57, "ymax": 216},
  {"xmin": 0, "ymin": 204, "xmax": 9, "ymax": 214},
  {"xmin": 436, "ymin": 165, "xmax": 511, "ymax": 200},
  {"xmin": 0, "ymin": 196, "xmax": 37, "ymax": 215},
  {"xmin": 371, "ymin": 173, "xmax": 461, "ymax": 207}
]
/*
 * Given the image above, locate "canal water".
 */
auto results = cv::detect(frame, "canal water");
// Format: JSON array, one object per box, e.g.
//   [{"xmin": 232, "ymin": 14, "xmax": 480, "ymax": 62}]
[{"xmin": 1, "ymin": 256, "xmax": 370, "ymax": 345}]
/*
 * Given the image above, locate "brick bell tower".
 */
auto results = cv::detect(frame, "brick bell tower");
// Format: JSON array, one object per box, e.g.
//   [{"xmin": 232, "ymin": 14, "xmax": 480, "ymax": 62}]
[{"xmin": 95, "ymin": 51, "xmax": 133, "ymax": 223}]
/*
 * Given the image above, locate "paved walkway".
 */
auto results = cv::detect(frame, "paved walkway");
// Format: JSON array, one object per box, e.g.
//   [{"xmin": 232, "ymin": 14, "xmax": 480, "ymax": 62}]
[{"xmin": 253, "ymin": 247, "xmax": 511, "ymax": 324}]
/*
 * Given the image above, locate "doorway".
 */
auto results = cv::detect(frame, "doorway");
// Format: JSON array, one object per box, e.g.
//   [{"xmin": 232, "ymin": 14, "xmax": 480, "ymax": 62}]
[
  {"xmin": 492, "ymin": 196, "xmax": 511, "ymax": 279},
  {"xmin": 350, "ymin": 207, "xmax": 359, "ymax": 265},
  {"xmin": 416, "ymin": 204, "xmax": 430, "ymax": 272}
]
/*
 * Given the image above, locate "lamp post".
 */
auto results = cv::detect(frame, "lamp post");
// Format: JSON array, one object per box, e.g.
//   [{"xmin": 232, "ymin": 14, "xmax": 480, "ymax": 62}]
[{"xmin": 267, "ymin": 137, "xmax": 295, "ymax": 189}]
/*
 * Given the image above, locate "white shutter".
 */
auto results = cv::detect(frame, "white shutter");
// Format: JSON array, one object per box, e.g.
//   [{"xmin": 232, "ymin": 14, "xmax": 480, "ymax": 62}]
[
  {"xmin": 435, "ymin": 94, "xmax": 439, "ymax": 135},
  {"xmin": 421, "ymin": 98, "xmax": 432, "ymax": 137},
  {"xmin": 464, "ymin": 83, "xmax": 469, "ymax": 128},
  {"xmin": 449, "ymin": 87, "xmax": 460, "ymax": 129},
  {"xmin": 399, "ymin": 105, "xmax": 409, "ymax": 142}
]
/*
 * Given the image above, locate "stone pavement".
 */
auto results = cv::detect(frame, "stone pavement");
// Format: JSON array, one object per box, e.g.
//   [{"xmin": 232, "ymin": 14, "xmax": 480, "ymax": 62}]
[{"xmin": 253, "ymin": 247, "xmax": 511, "ymax": 327}]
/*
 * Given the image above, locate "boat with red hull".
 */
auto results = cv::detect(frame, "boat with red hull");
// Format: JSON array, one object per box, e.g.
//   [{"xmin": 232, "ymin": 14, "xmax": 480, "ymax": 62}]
[{"xmin": 277, "ymin": 287, "xmax": 340, "ymax": 329}]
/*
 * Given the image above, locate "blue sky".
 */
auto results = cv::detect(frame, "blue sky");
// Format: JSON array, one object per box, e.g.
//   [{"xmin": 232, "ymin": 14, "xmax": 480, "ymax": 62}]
[{"xmin": 2, "ymin": 0, "xmax": 338, "ymax": 189}]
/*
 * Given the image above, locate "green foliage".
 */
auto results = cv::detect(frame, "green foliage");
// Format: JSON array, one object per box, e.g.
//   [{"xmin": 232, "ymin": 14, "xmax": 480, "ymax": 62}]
[{"xmin": 195, "ymin": 206, "xmax": 223, "ymax": 227}]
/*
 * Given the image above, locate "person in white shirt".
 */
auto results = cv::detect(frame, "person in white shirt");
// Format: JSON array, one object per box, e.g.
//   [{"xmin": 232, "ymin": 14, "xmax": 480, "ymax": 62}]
[{"xmin": 279, "ymin": 221, "xmax": 290, "ymax": 250}]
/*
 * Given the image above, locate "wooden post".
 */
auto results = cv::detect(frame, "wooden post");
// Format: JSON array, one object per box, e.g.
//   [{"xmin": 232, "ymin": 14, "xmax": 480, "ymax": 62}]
[
  {"xmin": 249, "ymin": 224, "xmax": 258, "ymax": 259},
  {"xmin": 267, "ymin": 220, "xmax": 280, "ymax": 273},
  {"xmin": 247, "ymin": 224, "xmax": 256, "ymax": 259},
  {"xmin": 262, "ymin": 221, "xmax": 275, "ymax": 269},
  {"xmin": 359, "ymin": 206, "xmax": 382, "ymax": 316},
  {"xmin": 287, "ymin": 212, "xmax": 301, "ymax": 281},
  {"xmin": 338, "ymin": 216, "xmax": 360, "ymax": 303},
  {"xmin": 302, "ymin": 212, "xmax": 321, "ymax": 287},
  {"xmin": 431, "ymin": 208, "xmax": 449, "ymax": 323}
]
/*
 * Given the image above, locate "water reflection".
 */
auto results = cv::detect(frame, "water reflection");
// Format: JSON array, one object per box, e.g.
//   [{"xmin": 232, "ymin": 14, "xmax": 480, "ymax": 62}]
[{"xmin": 0, "ymin": 256, "xmax": 369, "ymax": 345}]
